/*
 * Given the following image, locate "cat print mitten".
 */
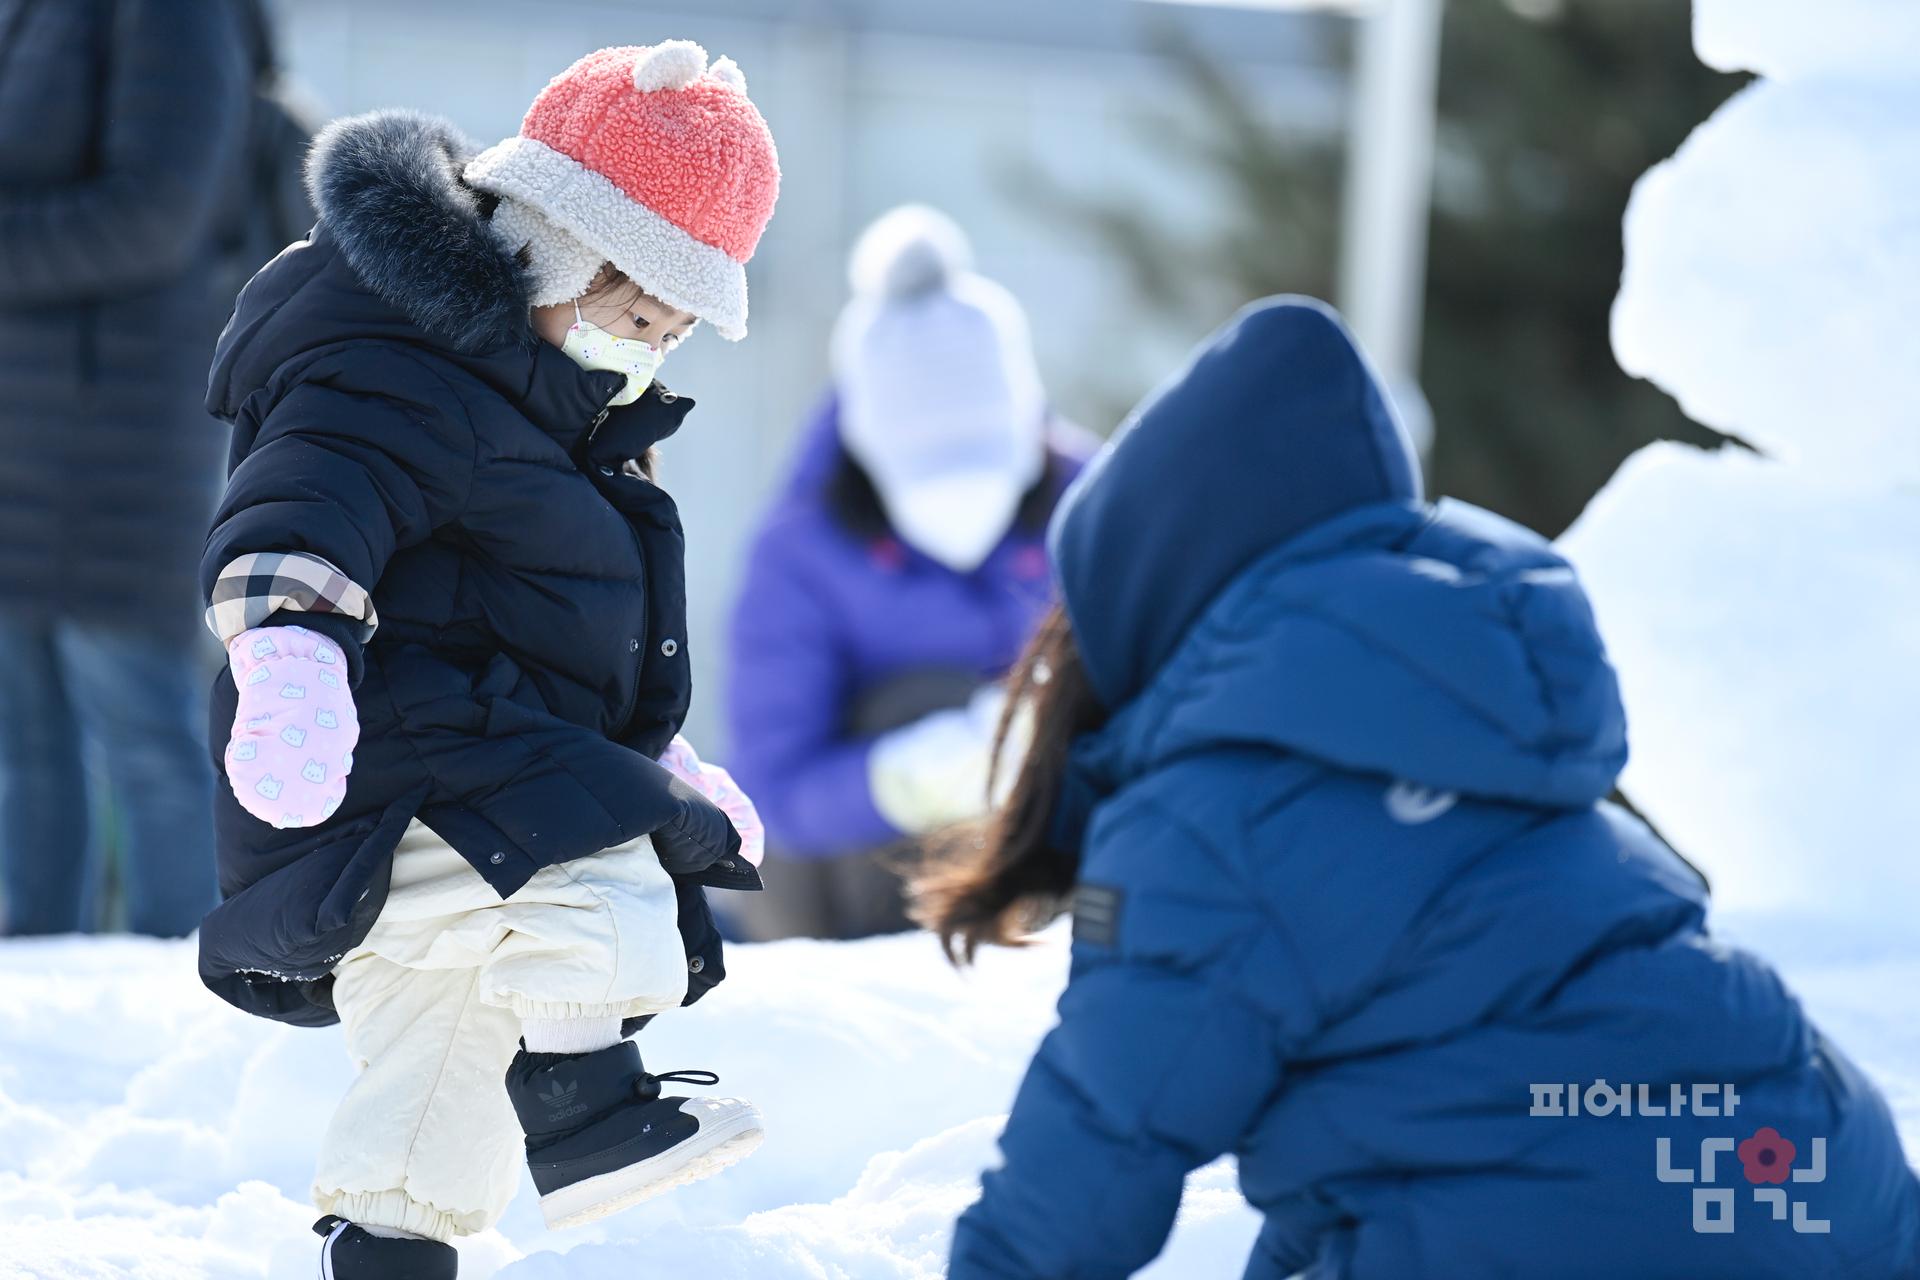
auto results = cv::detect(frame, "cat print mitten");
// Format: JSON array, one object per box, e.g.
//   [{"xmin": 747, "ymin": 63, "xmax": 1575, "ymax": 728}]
[{"xmin": 224, "ymin": 625, "xmax": 360, "ymax": 828}]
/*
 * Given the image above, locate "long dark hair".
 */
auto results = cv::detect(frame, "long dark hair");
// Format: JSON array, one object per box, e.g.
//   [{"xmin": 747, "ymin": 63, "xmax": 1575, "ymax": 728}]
[{"xmin": 911, "ymin": 604, "xmax": 1108, "ymax": 963}]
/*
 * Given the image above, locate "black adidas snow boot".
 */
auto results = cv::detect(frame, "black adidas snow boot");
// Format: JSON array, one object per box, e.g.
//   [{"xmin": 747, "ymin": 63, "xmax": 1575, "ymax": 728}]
[
  {"xmin": 314, "ymin": 1216, "xmax": 456, "ymax": 1279},
  {"xmin": 504, "ymin": 1039, "xmax": 763, "ymax": 1230}
]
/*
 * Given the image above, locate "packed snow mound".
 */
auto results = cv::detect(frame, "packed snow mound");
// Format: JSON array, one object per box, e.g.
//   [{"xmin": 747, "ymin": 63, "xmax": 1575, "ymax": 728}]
[
  {"xmin": 1559, "ymin": 443, "xmax": 1920, "ymax": 926},
  {"xmin": 1694, "ymin": 0, "xmax": 1920, "ymax": 80},
  {"xmin": 0, "ymin": 930, "xmax": 1265, "ymax": 1279},
  {"xmin": 1569, "ymin": 0, "xmax": 1920, "ymax": 943},
  {"xmin": 1611, "ymin": 79, "xmax": 1920, "ymax": 476}
]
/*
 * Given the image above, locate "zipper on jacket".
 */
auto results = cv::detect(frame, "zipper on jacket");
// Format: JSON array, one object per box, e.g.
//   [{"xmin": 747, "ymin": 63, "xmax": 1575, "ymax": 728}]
[
  {"xmin": 607, "ymin": 472, "xmax": 647, "ymax": 740},
  {"xmin": 581, "ymin": 396, "xmax": 655, "ymax": 742}
]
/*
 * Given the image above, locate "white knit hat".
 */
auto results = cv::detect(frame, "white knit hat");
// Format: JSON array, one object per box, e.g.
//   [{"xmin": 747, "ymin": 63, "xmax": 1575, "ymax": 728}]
[{"xmin": 830, "ymin": 206, "xmax": 1048, "ymax": 570}]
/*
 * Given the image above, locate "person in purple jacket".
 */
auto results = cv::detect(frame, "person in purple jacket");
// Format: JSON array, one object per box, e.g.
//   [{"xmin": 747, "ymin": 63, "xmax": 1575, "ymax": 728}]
[{"xmin": 725, "ymin": 206, "xmax": 1089, "ymax": 940}]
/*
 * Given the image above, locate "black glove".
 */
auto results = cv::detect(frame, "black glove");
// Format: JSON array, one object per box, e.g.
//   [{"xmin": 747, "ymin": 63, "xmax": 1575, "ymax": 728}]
[{"xmin": 650, "ymin": 772, "xmax": 763, "ymax": 890}]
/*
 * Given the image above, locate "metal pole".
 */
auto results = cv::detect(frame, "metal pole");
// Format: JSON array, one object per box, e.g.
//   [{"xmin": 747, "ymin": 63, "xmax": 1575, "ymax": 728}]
[{"xmin": 1338, "ymin": 0, "xmax": 1444, "ymax": 450}]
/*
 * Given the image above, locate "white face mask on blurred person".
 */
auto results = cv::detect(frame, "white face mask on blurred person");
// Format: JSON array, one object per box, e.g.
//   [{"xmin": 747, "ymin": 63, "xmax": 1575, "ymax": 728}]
[
  {"xmin": 839, "ymin": 379, "xmax": 1046, "ymax": 573},
  {"xmin": 881, "ymin": 470, "xmax": 1029, "ymax": 574}
]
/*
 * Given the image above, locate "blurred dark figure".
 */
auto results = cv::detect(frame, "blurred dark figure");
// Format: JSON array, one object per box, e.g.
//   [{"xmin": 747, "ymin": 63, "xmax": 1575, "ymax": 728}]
[
  {"xmin": 0, "ymin": 0, "xmax": 294, "ymax": 936},
  {"xmin": 726, "ymin": 207, "xmax": 1088, "ymax": 941},
  {"xmin": 218, "ymin": 0, "xmax": 326, "ymax": 311}
]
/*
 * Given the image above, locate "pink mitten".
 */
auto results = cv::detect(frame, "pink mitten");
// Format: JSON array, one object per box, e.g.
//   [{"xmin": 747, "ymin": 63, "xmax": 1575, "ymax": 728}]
[
  {"xmin": 224, "ymin": 625, "xmax": 360, "ymax": 829},
  {"xmin": 659, "ymin": 735, "xmax": 765, "ymax": 867}
]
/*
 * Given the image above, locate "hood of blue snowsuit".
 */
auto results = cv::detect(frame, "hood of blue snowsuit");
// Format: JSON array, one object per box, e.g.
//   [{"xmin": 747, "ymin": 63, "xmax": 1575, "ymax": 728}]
[
  {"xmin": 949, "ymin": 300, "xmax": 1919, "ymax": 1279},
  {"xmin": 1069, "ymin": 494, "xmax": 1630, "ymax": 815}
]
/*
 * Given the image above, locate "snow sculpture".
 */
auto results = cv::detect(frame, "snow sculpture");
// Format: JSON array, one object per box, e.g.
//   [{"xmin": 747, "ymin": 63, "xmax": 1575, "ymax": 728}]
[{"xmin": 1559, "ymin": 0, "xmax": 1920, "ymax": 926}]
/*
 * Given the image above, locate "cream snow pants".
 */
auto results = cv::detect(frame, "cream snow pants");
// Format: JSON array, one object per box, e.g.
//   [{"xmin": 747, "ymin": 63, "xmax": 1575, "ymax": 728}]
[{"xmin": 311, "ymin": 820, "xmax": 688, "ymax": 1241}]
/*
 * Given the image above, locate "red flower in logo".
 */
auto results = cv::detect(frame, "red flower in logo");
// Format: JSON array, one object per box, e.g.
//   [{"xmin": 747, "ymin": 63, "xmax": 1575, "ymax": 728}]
[{"xmin": 1738, "ymin": 1126, "xmax": 1797, "ymax": 1185}]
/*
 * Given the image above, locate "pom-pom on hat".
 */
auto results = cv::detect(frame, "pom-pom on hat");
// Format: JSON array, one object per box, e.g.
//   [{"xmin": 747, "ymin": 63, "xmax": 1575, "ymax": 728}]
[{"xmin": 465, "ymin": 41, "xmax": 780, "ymax": 340}]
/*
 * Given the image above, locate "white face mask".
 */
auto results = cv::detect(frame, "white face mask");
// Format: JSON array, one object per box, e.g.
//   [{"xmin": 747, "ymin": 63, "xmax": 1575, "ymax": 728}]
[
  {"xmin": 562, "ymin": 300, "xmax": 664, "ymax": 406},
  {"xmin": 881, "ymin": 471, "xmax": 1027, "ymax": 574}
]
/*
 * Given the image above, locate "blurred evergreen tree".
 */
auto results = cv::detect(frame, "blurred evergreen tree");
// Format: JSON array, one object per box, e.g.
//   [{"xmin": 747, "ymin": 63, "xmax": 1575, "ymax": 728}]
[{"xmin": 1013, "ymin": 0, "xmax": 1746, "ymax": 536}]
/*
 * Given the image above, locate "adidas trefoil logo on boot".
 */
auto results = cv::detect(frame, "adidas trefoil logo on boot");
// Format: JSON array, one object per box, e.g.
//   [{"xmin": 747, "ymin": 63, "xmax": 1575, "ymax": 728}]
[{"xmin": 539, "ymin": 1076, "xmax": 588, "ymax": 1121}]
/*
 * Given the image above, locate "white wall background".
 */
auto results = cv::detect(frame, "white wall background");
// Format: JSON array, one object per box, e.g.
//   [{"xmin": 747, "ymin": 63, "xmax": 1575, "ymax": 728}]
[{"xmin": 267, "ymin": 0, "xmax": 1340, "ymax": 750}]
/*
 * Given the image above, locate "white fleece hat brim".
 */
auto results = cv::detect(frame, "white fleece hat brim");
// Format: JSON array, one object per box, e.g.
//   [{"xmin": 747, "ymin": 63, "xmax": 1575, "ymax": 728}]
[{"xmin": 465, "ymin": 135, "xmax": 750, "ymax": 339}]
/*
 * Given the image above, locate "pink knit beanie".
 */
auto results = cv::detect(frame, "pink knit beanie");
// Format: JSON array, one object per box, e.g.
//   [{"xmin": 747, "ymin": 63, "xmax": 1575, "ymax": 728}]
[{"xmin": 465, "ymin": 41, "xmax": 780, "ymax": 340}]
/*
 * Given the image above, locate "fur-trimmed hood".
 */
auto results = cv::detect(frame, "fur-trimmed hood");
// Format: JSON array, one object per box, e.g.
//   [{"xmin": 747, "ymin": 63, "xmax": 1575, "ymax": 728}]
[
  {"xmin": 209, "ymin": 111, "xmax": 564, "ymax": 423},
  {"xmin": 304, "ymin": 110, "xmax": 533, "ymax": 352}
]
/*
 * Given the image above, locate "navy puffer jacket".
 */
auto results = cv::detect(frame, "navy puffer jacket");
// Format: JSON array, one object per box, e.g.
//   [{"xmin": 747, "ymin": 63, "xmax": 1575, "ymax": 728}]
[
  {"xmin": 950, "ymin": 300, "xmax": 1919, "ymax": 1279},
  {"xmin": 198, "ymin": 112, "xmax": 757, "ymax": 1027}
]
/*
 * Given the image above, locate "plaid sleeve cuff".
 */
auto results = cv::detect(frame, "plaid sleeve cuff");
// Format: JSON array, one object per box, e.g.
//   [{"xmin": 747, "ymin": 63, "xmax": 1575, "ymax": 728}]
[{"xmin": 205, "ymin": 552, "xmax": 379, "ymax": 646}]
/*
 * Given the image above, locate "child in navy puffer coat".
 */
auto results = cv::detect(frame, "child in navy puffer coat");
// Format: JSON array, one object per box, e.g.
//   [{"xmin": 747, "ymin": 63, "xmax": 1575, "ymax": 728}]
[
  {"xmin": 199, "ymin": 42, "xmax": 780, "ymax": 1280},
  {"xmin": 917, "ymin": 298, "xmax": 1920, "ymax": 1279}
]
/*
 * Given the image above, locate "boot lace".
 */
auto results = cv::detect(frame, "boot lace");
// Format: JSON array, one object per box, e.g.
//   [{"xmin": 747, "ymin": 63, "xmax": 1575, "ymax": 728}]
[{"xmin": 639, "ymin": 1068, "xmax": 720, "ymax": 1098}]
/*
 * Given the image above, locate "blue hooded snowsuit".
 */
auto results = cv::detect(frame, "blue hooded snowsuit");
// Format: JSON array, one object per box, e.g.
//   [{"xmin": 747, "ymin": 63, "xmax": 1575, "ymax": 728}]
[{"xmin": 949, "ymin": 299, "xmax": 1920, "ymax": 1279}]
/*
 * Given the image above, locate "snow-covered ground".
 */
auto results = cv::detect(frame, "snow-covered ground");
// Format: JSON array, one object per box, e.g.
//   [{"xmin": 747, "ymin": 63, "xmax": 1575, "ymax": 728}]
[
  {"xmin": 0, "ymin": 927, "xmax": 1269, "ymax": 1279},
  {"xmin": 0, "ymin": 911, "xmax": 1913, "ymax": 1279}
]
